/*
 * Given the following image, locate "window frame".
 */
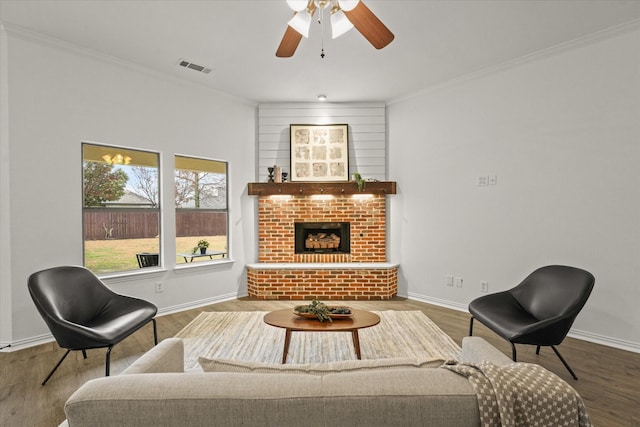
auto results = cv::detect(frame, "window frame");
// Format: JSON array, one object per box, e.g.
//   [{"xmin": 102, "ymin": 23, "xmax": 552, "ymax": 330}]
[
  {"xmin": 174, "ymin": 154, "xmax": 230, "ymax": 267},
  {"xmin": 81, "ymin": 142, "xmax": 162, "ymax": 275}
]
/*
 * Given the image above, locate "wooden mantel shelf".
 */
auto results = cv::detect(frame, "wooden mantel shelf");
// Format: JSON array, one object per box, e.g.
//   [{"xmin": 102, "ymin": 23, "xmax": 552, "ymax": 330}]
[{"xmin": 248, "ymin": 181, "xmax": 397, "ymax": 196}]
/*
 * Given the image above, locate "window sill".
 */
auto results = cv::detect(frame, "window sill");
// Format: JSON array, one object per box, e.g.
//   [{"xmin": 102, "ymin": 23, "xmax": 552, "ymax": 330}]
[
  {"xmin": 99, "ymin": 268, "xmax": 168, "ymax": 284},
  {"xmin": 95, "ymin": 258, "xmax": 235, "ymax": 281},
  {"xmin": 173, "ymin": 258, "xmax": 235, "ymax": 274}
]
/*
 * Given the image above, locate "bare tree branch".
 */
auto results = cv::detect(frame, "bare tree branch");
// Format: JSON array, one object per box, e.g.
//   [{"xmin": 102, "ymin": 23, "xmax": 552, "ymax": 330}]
[
  {"xmin": 175, "ymin": 171, "xmax": 224, "ymax": 208},
  {"xmin": 130, "ymin": 166, "xmax": 158, "ymax": 207}
]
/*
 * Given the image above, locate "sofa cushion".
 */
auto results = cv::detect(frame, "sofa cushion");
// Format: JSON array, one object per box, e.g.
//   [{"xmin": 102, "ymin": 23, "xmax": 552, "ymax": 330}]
[{"xmin": 198, "ymin": 356, "xmax": 447, "ymax": 375}]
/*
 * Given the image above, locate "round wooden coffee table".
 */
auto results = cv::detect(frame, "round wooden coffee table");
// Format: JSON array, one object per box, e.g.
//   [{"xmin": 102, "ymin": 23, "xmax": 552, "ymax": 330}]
[{"xmin": 263, "ymin": 308, "xmax": 380, "ymax": 364}]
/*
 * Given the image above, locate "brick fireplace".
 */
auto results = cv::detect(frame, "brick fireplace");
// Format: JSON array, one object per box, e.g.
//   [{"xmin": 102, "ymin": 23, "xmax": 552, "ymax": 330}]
[{"xmin": 247, "ymin": 182, "xmax": 398, "ymax": 300}]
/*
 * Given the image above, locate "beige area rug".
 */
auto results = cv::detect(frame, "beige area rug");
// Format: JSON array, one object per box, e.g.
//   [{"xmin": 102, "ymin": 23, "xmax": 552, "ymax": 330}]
[{"xmin": 175, "ymin": 310, "xmax": 462, "ymax": 371}]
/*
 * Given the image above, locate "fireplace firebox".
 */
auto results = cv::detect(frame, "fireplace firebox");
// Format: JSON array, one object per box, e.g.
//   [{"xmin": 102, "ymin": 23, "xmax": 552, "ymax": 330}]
[{"xmin": 295, "ymin": 222, "xmax": 350, "ymax": 254}]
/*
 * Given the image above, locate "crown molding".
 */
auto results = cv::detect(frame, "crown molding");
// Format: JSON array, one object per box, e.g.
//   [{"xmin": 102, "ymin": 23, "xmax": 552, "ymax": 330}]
[
  {"xmin": 0, "ymin": 22, "xmax": 256, "ymax": 107},
  {"xmin": 390, "ymin": 18, "xmax": 640, "ymax": 105}
]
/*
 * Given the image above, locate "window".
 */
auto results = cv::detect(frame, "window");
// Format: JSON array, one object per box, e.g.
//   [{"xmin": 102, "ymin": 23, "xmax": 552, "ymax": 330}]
[
  {"xmin": 82, "ymin": 143, "xmax": 160, "ymax": 274},
  {"xmin": 175, "ymin": 155, "xmax": 228, "ymax": 264}
]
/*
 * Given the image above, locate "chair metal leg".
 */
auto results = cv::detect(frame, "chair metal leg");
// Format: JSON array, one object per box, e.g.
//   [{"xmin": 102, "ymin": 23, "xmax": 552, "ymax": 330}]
[
  {"xmin": 42, "ymin": 349, "xmax": 71, "ymax": 385},
  {"xmin": 510, "ymin": 342, "xmax": 517, "ymax": 361},
  {"xmin": 105, "ymin": 345, "xmax": 114, "ymax": 377},
  {"xmin": 536, "ymin": 345, "xmax": 541, "ymax": 355},
  {"xmin": 469, "ymin": 317, "xmax": 474, "ymax": 336},
  {"xmin": 81, "ymin": 349, "xmax": 87, "ymax": 359},
  {"xmin": 550, "ymin": 345, "xmax": 578, "ymax": 380},
  {"xmin": 152, "ymin": 318, "xmax": 158, "ymax": 345}
]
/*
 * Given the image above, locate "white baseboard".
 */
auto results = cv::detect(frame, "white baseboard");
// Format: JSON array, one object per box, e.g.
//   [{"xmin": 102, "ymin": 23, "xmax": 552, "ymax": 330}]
[
  {"xmin": 406, "ymin": 292, "xmax": 469, "ymax": 312},
  {"xmin": 407, "ymin": 291, "xmax": 640, "ymax": 354},
  {"xmin": 0, "ymin": 333, "xmax": 54, "ymax": 352},
  {"xmin": 567, "ymin": 328, "xmax": 640, "ymax": 354},
  {"xmin": 155, "ymin": 292, "xmax": 239, "ymax": 317}
]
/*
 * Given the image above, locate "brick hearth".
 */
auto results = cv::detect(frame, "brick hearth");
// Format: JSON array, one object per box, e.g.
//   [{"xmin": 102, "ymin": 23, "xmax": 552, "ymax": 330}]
[
  {"xmin": 247, "ymin": 263, "xmax": 397, "ymax": 300},
  {"xmin": 247, "ymin": 189, "xmax": 398, "ymax": 300}
]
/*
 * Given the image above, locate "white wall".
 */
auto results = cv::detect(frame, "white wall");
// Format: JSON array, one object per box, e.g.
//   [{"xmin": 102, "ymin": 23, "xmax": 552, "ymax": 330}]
[
  {"xmin": 0, "ymin": 26, "xmax": 257, "ymax": 347},
  {"xmin": 257, "ymin": 103, "xmax": 387, "ymax": 182},
  {"xmin": 388, "ymin": 26, "xmax": 640, "ymax": 351}
]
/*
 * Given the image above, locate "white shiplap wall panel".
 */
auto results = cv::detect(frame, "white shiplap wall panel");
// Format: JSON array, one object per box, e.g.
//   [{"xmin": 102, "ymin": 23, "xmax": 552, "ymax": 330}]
[{"xmin": 257, "ymin": 103, "xmax": 387, "ymax": 182}]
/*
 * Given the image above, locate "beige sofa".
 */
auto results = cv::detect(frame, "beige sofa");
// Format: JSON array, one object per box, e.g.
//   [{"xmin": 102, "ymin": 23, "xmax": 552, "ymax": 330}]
[{"xmin": 61, "ymin": 336, "xmax": 514, "ymax": 427}]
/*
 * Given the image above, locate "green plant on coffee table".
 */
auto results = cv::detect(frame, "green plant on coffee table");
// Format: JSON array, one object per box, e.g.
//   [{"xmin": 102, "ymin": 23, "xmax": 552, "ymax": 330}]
[
  {"xmin": 294, "ymin": 299, "xmax": 353, "ymax": 322},
  {"xmin": 294, "ymin": 299, "xmax": 333, "ymax": 322}
]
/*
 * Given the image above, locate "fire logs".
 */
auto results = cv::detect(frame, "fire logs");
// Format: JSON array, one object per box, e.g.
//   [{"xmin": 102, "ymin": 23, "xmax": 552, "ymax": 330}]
[{"xmin": 305, "ymin": 233, "xmax": 340, "ymax": 249}]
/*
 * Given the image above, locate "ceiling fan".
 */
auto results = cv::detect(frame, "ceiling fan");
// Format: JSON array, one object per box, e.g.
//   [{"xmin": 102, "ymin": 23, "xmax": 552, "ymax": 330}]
[{"xmin": 276, "ymin": 0, "xmax": 394, "ymax": 58}]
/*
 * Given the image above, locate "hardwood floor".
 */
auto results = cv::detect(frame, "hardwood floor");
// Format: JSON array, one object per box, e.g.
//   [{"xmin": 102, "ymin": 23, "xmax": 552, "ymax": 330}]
[{"xmin": 1, "ymin": 298, "xmax": 639, "ymax": 426}]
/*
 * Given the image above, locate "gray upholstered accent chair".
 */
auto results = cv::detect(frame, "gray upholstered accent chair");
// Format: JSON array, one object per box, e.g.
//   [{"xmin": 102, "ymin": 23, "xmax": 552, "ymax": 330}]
[
  {"xmin": 28, "ymin": 265, "xmax": 158, "ymax": 385},
  {"xmin": 468, "ymin": 265, "xmax": 595, "ymax": 379}
]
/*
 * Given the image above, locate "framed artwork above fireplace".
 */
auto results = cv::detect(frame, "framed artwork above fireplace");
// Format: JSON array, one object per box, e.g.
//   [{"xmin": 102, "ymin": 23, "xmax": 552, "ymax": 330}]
[{"xmin": 290, "ymin": 124, "xmax": 349, "ymax": 182}]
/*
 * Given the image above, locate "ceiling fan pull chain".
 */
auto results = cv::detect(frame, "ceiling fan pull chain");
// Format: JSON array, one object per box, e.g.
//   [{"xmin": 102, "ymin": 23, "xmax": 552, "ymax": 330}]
[{"xmin": 320, "ymin": 1, "xmax": 326, "ymax": 58}]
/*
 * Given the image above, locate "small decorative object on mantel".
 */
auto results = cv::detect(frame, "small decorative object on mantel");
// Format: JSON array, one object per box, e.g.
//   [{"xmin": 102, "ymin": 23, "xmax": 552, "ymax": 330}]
[
  {"xmin": 267, "ymin": 167, "xmax": 275, "ymax": 183},
  {"xmin": 192, "ymin": 239, "xmax": 209, "ymax": 255},
  {"xmin": 352, "ymin": 172, "xmax": 366, "ymax": 192},
  {"xmin": 293, "ymin": 299, "xmax": 352, "ymax": 322},
  {"xmin": 274, "ymin": 165, "xmax": 283, "ymax": 183}
]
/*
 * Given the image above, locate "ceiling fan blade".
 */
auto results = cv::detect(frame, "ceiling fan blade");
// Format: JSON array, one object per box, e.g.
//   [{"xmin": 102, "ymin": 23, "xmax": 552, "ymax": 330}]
[
  {"xmin": 276, "ymin": 4, "xmax": 317, "ymax": 58},
  {"xmin": 344, "ymin": 1, "xmax": 394, "ymax": 50},
  {"xmin": 276, "ymin": 25, "xmax": 303, "ymax": 57}
]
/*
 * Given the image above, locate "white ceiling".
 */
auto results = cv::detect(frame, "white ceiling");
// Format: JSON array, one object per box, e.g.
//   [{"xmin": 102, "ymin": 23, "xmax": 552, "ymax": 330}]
[{"xmin": 2, "ymin": 0, "xmax": 640, "ymax": 104}]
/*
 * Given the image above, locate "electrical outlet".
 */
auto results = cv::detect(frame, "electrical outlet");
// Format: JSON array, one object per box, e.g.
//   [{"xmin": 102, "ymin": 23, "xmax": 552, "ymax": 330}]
[
  {"xmin": 480, "ymin": 281, "xmax": 489, "ymax": 293},
  {"xmin": 455, "ymin": 277, "xmax": 463, "ymax": 288},
  {"xmin": 477, "ymin": 176, "xmax": 488, "ymax": 186},
  {"xmin": 155, "ymin": 282, "xmax": 164, "ymax": 293},
  {"xmin": 446, "ymin": 275, "xmax": 454, "ymax": 286}
]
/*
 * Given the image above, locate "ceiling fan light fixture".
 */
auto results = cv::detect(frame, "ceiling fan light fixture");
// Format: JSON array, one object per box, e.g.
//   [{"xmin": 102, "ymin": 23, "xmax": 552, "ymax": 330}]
[
  {"xmin": 277, "ymin": 0, "xmax": 393, "ymax": 57},
  {"xmin": 337, "ymin": 0, "xmax": 360, "ymax": 12},
  {"xmin": 317, "ymin": 94, "xmax": 327, "ymax": 101},
  {"xmin": 287, "ymin": 0, "xmax": 309, "ymax": 11},
  {"xmin": 288, "ymin": 10, "xmax": 312, "ymax": 37},
  {"xmin": 102, "ymin": 153, "xmax": 131, "ymax": 165},
  {"xmin": 330, "ymin": 9, "xmax": 353, "ymax": 38}
]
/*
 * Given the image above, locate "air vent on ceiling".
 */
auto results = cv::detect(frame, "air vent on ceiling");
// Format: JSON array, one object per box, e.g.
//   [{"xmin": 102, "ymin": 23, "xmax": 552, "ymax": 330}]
[{"xmin": 177, "ymin": 59, "xmax": 212, "ymax": 74}]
